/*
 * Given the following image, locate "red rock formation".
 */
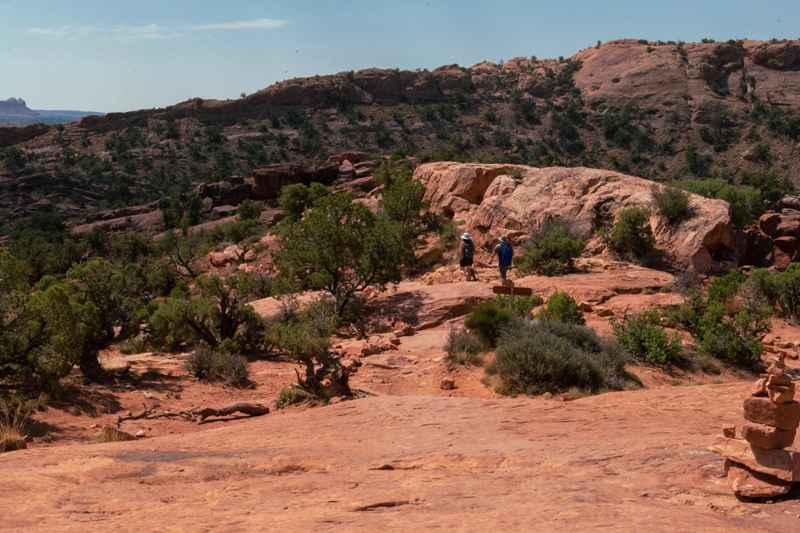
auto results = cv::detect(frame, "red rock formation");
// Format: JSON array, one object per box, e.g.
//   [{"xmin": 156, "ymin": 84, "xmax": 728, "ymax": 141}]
[{"xmin": 415, "ymin": 162, "xmax": 735, "ymax": 273}]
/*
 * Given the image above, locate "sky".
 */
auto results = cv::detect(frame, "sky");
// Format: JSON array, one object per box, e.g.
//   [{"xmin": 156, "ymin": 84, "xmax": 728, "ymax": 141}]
[{"xmin": 2, "ymin": 0, "xmax": 798, "ymax": 112}]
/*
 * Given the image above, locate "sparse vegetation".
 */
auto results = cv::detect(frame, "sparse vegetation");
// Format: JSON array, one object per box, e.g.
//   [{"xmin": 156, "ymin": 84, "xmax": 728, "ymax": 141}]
[
  {"xmin": 516, "ymin": 219, "xmax": 586, "ymax": 276},
  {"xmin": 612, "ymin": 310, "xmax": 682, "ymax": 365},
  {"xmin": 488, "ymin": 318, "xmax": 631, "ymax": 395},
  {"xmin": 539, "ymin": 291, "xmax": 585, "ymax": 325},
  {"xmin": 444, "ymin": 328, "xmax": 484, "ymax": 367},
  {"xmin": 186, "ymin": 345, "xmax": 250, "ymax": 387},
  {"xmin": 0, "ymin": 395, "xmax": 36, "ymax": 452},
  {"xmin": 680, "ymin": 178, "xmax": 763, "ymax": 229},
  {"xmin": 267, "ymin": 299, "xmax": 354, "ymax": 403},
  {"xmin": 606, "ymin": 207, "xmax": 656, "ymax": 262},
  {"xmin": 465, "ymin": 300, "xmax": 514, "ymax": 347},
  {"xmin": 652, "ymin": 186, "xmax": 693, "ymax": 225},
  {"xmin": 667, "ymin": 272, "xmax": 770, "ymax": 369}
]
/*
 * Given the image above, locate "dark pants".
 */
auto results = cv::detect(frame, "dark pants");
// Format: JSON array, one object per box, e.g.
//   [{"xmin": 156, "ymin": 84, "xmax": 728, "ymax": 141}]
[{"xmin": 499, "ymin": 264, "xmax": 509, "ymax": 280}]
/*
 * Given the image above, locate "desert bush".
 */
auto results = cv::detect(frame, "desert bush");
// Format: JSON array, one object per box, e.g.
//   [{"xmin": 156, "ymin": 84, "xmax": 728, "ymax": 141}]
[
  {"xmin": 612, "ymin": 310, "xmax": 682, "ymax": 365},
  {"xmin": 278, "ymin": 182, "xmax": 329, "ymax": 221},
  {"xmin": 464, "ymin": 301, "xmax": 514, "ymax": 347},
  {"xmin": 149, "ymin": 272, "xmax": 267, "ymax": 352},
  {"xmin": 495, "ymin": 294, "xmax": 544, "ymax": 317},
  {"xmin": 666, "ymin": 275, "xmax": 770, "ymax": 369},
  {"xmin": 380, "ymin": 162, "xmax": 431, "ymax": 246},
  {"xmin": 186, "ymin": 344, "xmax": 249, "ymax": 387},
  {"xmin": 266, "ymin": 299, "xmax": 354, "ymax": 401},
  {"xmin": 652, "ymin": 186, "xmax": 693, "ymax": 225},
  {"xmin": 538, "ymin": 291, "xmax": 585, "ymax": 325},
  {"xmin": 275, "ymin": 192, "xmax": 405, "ymax": 317},
  {"xmin": 238, "ymin": 200, "xmax": 263, "ymax": 221},
  {"xmin": 748, "ymin": 265, "xmax": 800, "ymax": 319},
  {"xmin": 444, "ymin": 328, "xmax": 484, "ymax": 367},
  {"xmin": 708, "ymin": 271, "xmax": 746, "ymax": 304},
  {"xmin": 516, "ymin": 219, "xmax": 586, "ymax": 276},
  {"xmin": 0, "ymin": 395, "xmax": 37, "ymax": 452},
  {"xmin": 607, "ymin": 207, "xmax": 656, "ymax": 261},
  {"xmin": 488, "ymin": 319, "xmax": 630, "ymax": 395},
  {"xmin": 208, "ymin": 218, "xmax": 261, "ymax": 245},
  {"xmin": 680, "ymin": 178, "xmax": 763, "ymax": 229},
  {"xmin": 697, "ymin": 300, "xmax": 768, "ymax": 369}
]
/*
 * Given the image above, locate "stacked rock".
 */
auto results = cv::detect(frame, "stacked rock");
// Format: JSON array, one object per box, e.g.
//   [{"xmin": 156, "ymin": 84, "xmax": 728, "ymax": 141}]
[{"xmin": 711, "ymin": 354, "xmax": 800, "ymax": 499}]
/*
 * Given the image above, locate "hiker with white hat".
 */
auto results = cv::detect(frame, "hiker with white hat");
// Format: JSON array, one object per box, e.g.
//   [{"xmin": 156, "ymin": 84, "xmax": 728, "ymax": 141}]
[{"xmin": 459, "ymin": 232, "xmax": 477, "ymax": 281}]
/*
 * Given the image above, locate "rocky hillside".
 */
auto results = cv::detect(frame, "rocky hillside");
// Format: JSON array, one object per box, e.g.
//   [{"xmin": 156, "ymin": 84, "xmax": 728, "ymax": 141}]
[{"xmin": 2, "ymin": 38, "xmax": 800, "ymax": 226}]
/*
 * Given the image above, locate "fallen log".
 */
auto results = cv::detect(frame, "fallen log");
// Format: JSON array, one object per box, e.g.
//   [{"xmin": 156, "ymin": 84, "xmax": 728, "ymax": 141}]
[
  {"xmin": 116, "ymin": 402, "xmax": 269, "ymax": 426},
  {"xmin": 192, "ymin": 402, "xmax": 270, "ymax": 421}
]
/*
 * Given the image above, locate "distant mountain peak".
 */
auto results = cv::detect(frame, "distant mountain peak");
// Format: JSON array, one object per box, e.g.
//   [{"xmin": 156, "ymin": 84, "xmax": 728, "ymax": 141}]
[
  {"xmin": 0, "ymin": 97, "xmax": 102, "ymax": 125},
  {"xmin": 0, "ymin": 97, "xmax": 34, "ymax": 115}
]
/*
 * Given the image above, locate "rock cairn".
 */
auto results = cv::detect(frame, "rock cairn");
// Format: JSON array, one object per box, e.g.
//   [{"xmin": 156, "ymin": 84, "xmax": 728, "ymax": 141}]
[{"xmin": 711, "ymin": 354, "xmax": 800, "ymax": 498}]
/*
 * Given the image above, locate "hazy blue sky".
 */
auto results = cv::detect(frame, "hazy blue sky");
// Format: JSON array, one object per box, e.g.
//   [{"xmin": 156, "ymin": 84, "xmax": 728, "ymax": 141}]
[{"xmin": 2, "ymin": 0, "xmax": 798, "ymax": 112}]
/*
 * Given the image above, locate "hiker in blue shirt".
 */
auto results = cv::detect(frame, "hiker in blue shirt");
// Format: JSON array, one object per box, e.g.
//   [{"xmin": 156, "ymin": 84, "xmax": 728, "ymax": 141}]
[{"xmin": 494, "ymin": 236, "xmax": 514, "ymax": 281}]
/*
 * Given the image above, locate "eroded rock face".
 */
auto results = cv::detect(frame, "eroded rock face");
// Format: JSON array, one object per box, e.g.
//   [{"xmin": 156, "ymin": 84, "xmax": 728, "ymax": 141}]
[
  {"xmin": 249, "ymin": 161, "xmax": 339, "ymax": 199},
  {"xmin": 752, "ymin": 41, "xmax": 800, "ymax": 71},
  {"xmin": 415, "ymin": 162, "xmax": 735, "ymax": 273}
]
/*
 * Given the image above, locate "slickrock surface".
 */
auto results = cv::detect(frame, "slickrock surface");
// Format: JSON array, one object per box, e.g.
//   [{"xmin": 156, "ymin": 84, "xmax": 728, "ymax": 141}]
[{"xmin": 3, "ymin": 384, "xmax": 800, "ymax": 532}]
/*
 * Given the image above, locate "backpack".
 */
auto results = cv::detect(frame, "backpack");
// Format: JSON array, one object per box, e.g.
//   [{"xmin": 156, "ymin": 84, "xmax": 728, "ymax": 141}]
[
  {"xmin": 498, "ymin": 242, "xmax": 513, "ymax": 266},
  {"xmin": 462, "ymin": 239, "xmax": 474, "ymax": 261}
]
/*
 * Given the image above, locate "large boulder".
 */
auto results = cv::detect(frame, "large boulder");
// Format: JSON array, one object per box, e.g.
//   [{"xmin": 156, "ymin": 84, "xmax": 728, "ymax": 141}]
[{"xmin": 415, "ymin": 162, "xmax": 735, "ymax": 273}]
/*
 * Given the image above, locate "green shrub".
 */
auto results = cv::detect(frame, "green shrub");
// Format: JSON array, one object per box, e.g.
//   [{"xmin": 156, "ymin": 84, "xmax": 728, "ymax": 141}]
[
  {"xmin": 266, "ymin": 299, "xmax": 353, "ymax": 400},
  {"xmin": 680, "ymin": 178, "xmax": 763, "ymax": 229},
  {"xmin": 209, "ymin": 219, "xmax": 261, "ymax": 245},
  {"xmin": 186, "ymin": 346, "xmax": 250, "ymax": 387},
  {"xmin": 275, "ymin": 193, "xmax": 405, "ymax": 317},
  {"xmin": 612, "ymin": 310, "xmax": 682, "ymax": 365},
  {"xmin": 708, "ymin": 271, "xmax": 746, "ymax": 304},
  {"xmin": 666, "ymin": 276, "xmax": 771, "ymax": 369},
  {"xmin": 495, "ymin": 294, "xmax": 544, "ymax": 317},
  {"xmin": 464, "ymin": 301, "xmax": 514, "ymax": 347},
  {"xmin": 538, "ymin": 291, "xmax": 585, "ymax": 325},
  {"xmin": 444, "ymin": 328, "xmax": 484, "ymax": 367},
  {"xmin": 488, "ymin": 319, "xmax": 630, "ymax": 395},
  {"xmin": 238, "ymin": 200, "xmax": 263, "ymax": 221},
  {"xmin": 697, "ymin": 300, "xmax": 769, "ymax": 369},
  {"xmin": 607, "ymin": 207, "xmax": 656, "ymax": 261},
  {"xmin": 516, "ymin": 219, "xmax": 586, "ymax": 276},
  {"xmin": 278, "ymin": 182, "xmax": 329, "ymax": 221},
  {"xmin": 149, "ymin": 272, "xmax": 267, "ymax": 352},
  {"xmin": 748, "ymin": 265, "xmax": 800, "ymax": 319},
  {"xmin": 652, "ymin": 186, "xmax": 693, "ymax": 225},
  {"xmin": 666, "ymin": 289, "xmax": 706, "ymax": 337}
]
